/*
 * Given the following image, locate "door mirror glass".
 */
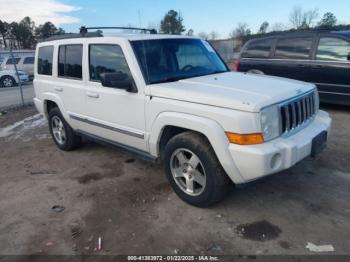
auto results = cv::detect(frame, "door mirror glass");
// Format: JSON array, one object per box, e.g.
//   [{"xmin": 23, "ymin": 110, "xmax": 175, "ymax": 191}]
[
  {"xmin": 100, "ymin": 72, "xmax": 137, "ymax": 93},
  {"xmin": 348, "ymin": 52, "xmax": 350, "ymax": 61}
]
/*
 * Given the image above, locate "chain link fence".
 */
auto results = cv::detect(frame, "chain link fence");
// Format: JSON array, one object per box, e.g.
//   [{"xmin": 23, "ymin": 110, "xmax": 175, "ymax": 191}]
[{"xmin": 0, "ymin": 49, "xmax": 35, "ymax": 110}]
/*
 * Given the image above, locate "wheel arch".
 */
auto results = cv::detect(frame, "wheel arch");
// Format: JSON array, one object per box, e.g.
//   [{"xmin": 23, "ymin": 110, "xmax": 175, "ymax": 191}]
[
  {"xmin": 41, "ymin": 92, "xmax": 68, "ymax": 120},
  {"xmin": 149, "ymin": 112, "xmax": 245, "ymax": 184}
]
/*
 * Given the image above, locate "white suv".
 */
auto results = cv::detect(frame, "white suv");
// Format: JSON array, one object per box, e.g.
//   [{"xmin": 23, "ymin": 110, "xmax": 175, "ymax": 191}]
[{"xmin": 33, "ymin": 30, "xmax": 331, "ymax": 207}]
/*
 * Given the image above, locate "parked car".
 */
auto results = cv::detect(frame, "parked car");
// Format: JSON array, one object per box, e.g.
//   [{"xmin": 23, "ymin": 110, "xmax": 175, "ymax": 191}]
[
  {"xmin": 236, "ymin": 31, "xmax": 350, "ymax": 105},
  {"xmin": 0, "ymin": 69, "xmax": 29, "ymax": 88},
  {"xmin": 0, "ymin": 55, "xmax": 35, "ymax": 78},
  {"xmin": 33, "ymin": 28, "xmax": 331, "ymax": 207}
]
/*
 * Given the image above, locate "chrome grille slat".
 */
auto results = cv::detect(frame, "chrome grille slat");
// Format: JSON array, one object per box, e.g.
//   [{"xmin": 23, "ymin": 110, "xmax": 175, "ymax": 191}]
[{"xmin": 279, "ymin": 92, "xmax": 317, "ymax": 135}]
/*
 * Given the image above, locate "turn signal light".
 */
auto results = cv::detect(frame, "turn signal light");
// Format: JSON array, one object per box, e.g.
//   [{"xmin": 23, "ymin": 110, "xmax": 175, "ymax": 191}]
[{"xmin": 225, "ymin": 132, "xmax": 264, "ymax": 145}]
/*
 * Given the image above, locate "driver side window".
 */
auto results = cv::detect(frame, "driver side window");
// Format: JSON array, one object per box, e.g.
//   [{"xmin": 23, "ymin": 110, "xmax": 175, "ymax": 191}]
[{"xmin": 176, "ymin": 44, "xmax": 212, "ymax": 69}]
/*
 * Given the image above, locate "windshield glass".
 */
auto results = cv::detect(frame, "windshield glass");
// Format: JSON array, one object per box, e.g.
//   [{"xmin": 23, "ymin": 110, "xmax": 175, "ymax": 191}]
[{"xmin": 131, "ymin": 38, "xmax": 228, "ymax": 84}]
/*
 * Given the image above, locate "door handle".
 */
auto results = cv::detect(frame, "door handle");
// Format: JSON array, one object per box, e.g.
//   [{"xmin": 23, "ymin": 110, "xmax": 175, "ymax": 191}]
[
  {"xmin": 86, "ymin": 91, "xmax": 100, "ymax": 98},
  {"xmin": 311, "ymin": 65, "xmax": 323, "ymax": 69},
  {"xmin": 54, "ymin": 87, "xmax": 63, "ymax": 92},
  {"xmin": 297, "ymin": 64, "xmax": 307, "ymax": 68}
]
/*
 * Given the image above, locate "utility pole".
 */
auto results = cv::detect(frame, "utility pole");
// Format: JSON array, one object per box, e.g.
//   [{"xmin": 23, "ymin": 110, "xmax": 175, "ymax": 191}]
[{"xmin": 9, "ymin": 47, "xmax": 24, "ymax": 107}]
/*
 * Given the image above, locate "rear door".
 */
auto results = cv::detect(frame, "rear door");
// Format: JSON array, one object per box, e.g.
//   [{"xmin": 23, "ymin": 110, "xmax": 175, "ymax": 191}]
[
  {"xmin": 22, "ymin": 57, "xmax": 35, "ymax": 76},
  {"xmin": 267, "ymin": 36, "xmax": 316, "ymax": 81},
  {"xmin": 238, "ymin": 37, "xmax": 275, "ymax": 74},
  {"xmin": 308, "ymin": 35, "xmax": 350, "ymax": 104}
]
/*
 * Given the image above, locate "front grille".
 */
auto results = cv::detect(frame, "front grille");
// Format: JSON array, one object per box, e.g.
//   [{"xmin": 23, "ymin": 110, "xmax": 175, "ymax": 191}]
[{"xmin": 280, "ymin": 91, "xmax": 316, "ymax": 134}]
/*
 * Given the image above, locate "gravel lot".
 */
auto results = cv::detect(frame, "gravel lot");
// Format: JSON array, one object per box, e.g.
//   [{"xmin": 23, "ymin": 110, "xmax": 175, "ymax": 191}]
[{"xmin": 0, "ymin": 104, "xmax": 349, "ymax": 256}]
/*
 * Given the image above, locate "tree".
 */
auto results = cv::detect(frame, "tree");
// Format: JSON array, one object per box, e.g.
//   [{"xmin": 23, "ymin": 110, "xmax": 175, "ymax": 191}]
[
  {"xmin": 318, "ymin": 12, "xmax": 337, "ymax": 29},
  {"xmin": 187, "ymin": 29, "xmax": 194, "ymax": 36},
  {"xmin": 197, "ymin": 32, "xmax": 209, "ymax": 40},
  {"xmin": 258, "ymin": 21, "xmax": 269, "ymax": 34},
  {"xmin": 8, "ymin": 17, "xmax": 36, "ymax": 49},
  {"xmin": 209, "ymin": 31, "xmax": 219, "ymax": 40},
  {"xmin": 229, "ymin": 23, "xmax": 251, "ymax": 41},
  {"xmin": 35, "ymin": 22, "xmax": 64, "ymax": 40},
  {"xmin": 0, "ymin": 20, "xmax": 9, "ymax": 48},
  {"xmin": 270, "ymin": 22, "xmax": 286, "ymax": 32},
  {"xmin": 289, "ymin": 6, "xmax": 319, "ymax": 29},
  {"xmin": 160, "ymin": 10, "xmax": 185, "ymax": 34}
]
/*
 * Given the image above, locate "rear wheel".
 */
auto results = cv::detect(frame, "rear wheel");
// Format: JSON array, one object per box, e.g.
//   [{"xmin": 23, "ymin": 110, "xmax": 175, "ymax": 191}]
[
  {"xmin": 0, "ymin": 76, "xmax": 16, "ymax": 88},
  {"xmin": 48, "ymin": 107, "xmax": 81, "ymax": 151},
  {"xmin": 163, "ymin": 132, "xmax": 231, "ymax": 207}
]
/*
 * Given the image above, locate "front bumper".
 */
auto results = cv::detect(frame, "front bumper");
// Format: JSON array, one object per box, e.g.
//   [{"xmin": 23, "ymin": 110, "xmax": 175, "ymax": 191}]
[
  {"xmin": 229, "ymin": 110, "xmax": 332, "ymax": 183},
  {"xmin": 19, "ymin": 75, "xmax": 29, "ymax": 83}
]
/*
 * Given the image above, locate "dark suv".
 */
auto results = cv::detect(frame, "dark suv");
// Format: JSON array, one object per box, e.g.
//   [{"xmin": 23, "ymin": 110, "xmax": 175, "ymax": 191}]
[{"xmin": 236, "ymin": 31, "xmax": 350, "ymax": 105}]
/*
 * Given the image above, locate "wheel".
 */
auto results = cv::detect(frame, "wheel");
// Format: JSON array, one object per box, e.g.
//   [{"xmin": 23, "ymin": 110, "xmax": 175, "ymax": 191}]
[
  {"xmin": 0, "ymin": 75, "xmax": 16, "ymax": 88},
  {"xmin": 48, "ymin": 107, "xmax": 81, "ymax": 151},
  {"xmin": 163, "ymin": 131, "xmax": 231, "ymax": 207}
]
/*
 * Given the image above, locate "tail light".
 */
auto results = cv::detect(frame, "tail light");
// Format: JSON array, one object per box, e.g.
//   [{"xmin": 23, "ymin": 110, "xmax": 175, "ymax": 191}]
[{"xmin": 233, "ymin": 61, "xmax": 240, "ymax": 72}]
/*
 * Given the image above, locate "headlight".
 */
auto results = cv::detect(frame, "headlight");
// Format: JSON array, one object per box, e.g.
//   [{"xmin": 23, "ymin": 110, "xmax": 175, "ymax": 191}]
[{"xmin": 260, "ymin": 105, "xmax": 280, "ymax": 141}]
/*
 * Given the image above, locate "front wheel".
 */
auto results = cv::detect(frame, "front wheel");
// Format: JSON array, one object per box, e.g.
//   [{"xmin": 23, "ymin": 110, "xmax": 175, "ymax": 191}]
[
  {"xmin": 163, "ymin": 132, "xmax": 231, "ymax": 207},
  {"xmin": 1, "ymin": 76, "xmax": 16, "ymax": 88}
]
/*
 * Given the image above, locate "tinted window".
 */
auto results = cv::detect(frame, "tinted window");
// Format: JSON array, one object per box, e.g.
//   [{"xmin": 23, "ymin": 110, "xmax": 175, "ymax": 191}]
[
  {"xmin": 89, "ymin": 44, "xmax": 131, "ymax": 81},
  {"xmin": 242, "ymin": 38, "xmax": 274, "ymax": 58},
  {"xmin": 176, "ymin": 43, "xmax": 214, "ymax": 69},
  {"xmin": 316, "ymin": 37, "xmax": 350, "ymax": 61},
  {"xmin": 23, "ymin": 57, "xmax": 35, "ymax": 64},
  {"xmin": 58, "ymin": 45, "xmax": 83, "ymax": 79},
  {"xmin": 38, "ymin": 46, "xmax": 54, "ymax": 75},
  {"xmin": 131, "ymin": 39, "xmax": 227, "ymax": 84},
  {"xmin": 275, "ymin": 37, "xmax": 313, "ymax": 59},
  {"xmin": 6, "ymin": 57, "xmax": 21, "ymax": 65}
]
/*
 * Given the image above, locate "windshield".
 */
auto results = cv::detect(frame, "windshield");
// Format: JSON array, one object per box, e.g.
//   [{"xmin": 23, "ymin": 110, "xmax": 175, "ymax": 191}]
[{"xmin": 131, "ymin": 38, "xmax": 228, "ymax": 84}]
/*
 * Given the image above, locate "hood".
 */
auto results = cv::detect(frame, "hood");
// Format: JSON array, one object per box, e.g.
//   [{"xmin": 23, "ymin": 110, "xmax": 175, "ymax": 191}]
[{"xmin": 149, "ymin": 72, "xmax": 316, "ymax": 112}]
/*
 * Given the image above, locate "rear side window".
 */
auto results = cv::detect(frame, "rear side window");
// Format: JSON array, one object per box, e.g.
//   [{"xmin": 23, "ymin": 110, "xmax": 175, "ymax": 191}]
[
  {"xmin": 274, "ymin": 37, "xmax": 313, "ymax": 59},
  {"xmin": 6, "ymin": 57, "xmax": 21, "ymax": 65},
  {"xmin": 89, "ymin": 44, "xmax": 131, "ymax": 81},
  {"xmin": 58, "ymin": 45, "xmax": 83, "ymax": 79},
  {"xmin": 23, "ymin": 57, "xmax": 35, "ymax": 64},
  {"xmin": 242, "ymin": 38, "xmax": 274, "ymax": 58},
  {"xmin": 38, "ymin": 46, "xmax": 54, "ymax": 75},
  {"xmin": 316, "ymin": 37, "xmax": 350, "ymax": 61}
]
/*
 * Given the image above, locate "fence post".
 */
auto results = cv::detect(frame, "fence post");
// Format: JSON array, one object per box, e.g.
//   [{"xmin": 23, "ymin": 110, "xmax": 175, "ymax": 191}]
[{"xmin": 9, "ymin": 48, "xmax": 25, "ymax": 107}]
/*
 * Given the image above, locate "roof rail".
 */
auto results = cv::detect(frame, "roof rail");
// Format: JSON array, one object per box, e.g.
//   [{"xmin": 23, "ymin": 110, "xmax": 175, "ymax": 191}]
[
  {"xmin": 41, "ymin": 31, "xmax": 103, "ymax": 42},
  {"xmin": 40, "ymin": 26, "xmax": 158, "ymax": 42},
  {"xmin": 79, "ymin": 26, "xmax": 157, "ymax": 35}
]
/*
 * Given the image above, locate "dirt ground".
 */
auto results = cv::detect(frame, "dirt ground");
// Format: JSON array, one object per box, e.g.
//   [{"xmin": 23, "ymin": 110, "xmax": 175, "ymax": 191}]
[{"xmin": 0, "ymin": 105, "xmax": 350, "ymax": 256}]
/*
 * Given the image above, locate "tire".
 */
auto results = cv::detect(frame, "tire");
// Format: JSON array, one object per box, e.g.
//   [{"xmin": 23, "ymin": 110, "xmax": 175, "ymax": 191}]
[
  {"xmin": 48, "ymin": 107, "xmax": 81, "ymax": 151},
  {"xmin": 163, "ymin": 131, "xmax": 231, "ymax": 207},
  {"xmin": 0, "ymin": 75, "xmax": 16, "ymax": 88}
]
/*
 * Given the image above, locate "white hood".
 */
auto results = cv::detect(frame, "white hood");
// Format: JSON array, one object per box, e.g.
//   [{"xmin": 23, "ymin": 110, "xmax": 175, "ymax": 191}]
[{"xmin": 149, "ymin": 72, "xmax": 316, "ymax": 112}]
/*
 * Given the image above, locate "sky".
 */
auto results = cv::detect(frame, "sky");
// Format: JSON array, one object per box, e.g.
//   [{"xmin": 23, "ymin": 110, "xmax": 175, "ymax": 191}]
[{"xmin": 0, "ymin": 0, "xmax": 350, "ymax": 38}]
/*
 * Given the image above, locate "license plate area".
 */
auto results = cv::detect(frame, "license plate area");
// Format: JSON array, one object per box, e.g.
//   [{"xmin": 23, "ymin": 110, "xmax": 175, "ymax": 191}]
[{"xmin": 311, "ymin": 131, "xmax": 327, "ymax": 157}]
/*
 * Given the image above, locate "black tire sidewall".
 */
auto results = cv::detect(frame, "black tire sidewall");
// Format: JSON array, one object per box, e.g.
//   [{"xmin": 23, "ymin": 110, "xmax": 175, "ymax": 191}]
[
  {"xmin": 48, "ymin": 108, "xmax": 80, "ymax": 151},
  {"xmin": 1, "ymin": 76, "xmax": 15, "ymax": 88},
  {"xmin": 164, "ymin": 133, "xmax": 227, "ymax": 207}
]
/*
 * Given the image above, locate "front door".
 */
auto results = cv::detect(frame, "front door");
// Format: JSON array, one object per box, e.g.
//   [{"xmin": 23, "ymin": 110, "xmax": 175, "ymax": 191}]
[
  {"xmin": 309, "ymin": 35, "xmax": 350, "ymax": 105},
  {"xmin": 82, "ymin": 43, "xmax": 147, "ymax": 151}
]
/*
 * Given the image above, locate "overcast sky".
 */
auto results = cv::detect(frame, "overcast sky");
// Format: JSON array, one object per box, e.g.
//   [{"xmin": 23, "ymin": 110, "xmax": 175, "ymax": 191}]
[{"xmin": 0, "ymin": 0, "xmax": 349, "ymax": 38}]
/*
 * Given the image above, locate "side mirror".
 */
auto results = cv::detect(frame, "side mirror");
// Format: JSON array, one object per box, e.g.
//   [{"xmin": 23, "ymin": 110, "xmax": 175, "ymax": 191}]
[
  {"xmin": 100, "ymin": 72, "xmax": 137, "ymax": 93},
  {"xmin": 347, "ymin": 53, "xmax": 350, "ymax": 61}
]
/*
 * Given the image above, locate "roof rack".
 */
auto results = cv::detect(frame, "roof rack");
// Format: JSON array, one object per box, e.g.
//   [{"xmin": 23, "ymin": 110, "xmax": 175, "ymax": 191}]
[
  {"xmin": 79, "ymin": 26, "xmax": 157, "ymax": 35},
  {"xmin": 41, "ymin": 26, "xmax": 157, "ymax": 42}
]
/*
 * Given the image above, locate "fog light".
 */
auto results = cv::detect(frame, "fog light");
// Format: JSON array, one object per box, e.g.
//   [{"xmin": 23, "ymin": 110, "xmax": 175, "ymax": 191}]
[{"xmin": 270, "ymin": 153, "xmax": 282, "ymax": 169}]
